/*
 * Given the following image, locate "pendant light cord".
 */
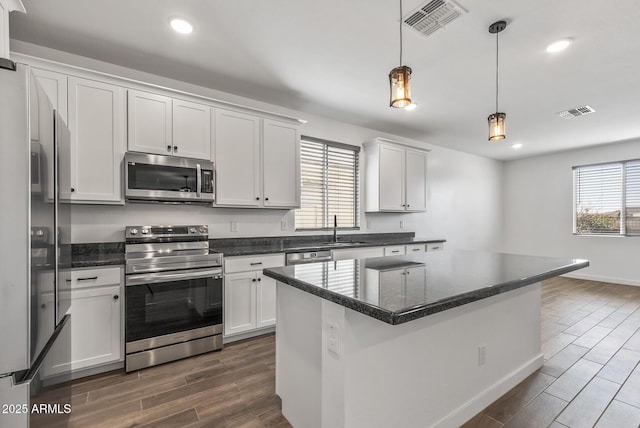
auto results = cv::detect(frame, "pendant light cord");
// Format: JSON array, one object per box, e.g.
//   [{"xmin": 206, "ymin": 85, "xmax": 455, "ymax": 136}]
[
  {"xmin": 399, "ymin": 0, "xmax": 403, "ymax": 66},
  {"xmin": 495, "ymin": 30, "xmax": 499, "ymax": 112}
]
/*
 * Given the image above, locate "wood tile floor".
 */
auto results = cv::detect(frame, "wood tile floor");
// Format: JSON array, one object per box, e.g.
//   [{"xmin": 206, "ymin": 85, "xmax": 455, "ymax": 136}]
[
  {"xmin": 51, "ymin": 277, "xmax": 640, "ymax": 428},
  {"xmin": 464, "ymin": 277, "xmax": 640, "ymax": 428}
]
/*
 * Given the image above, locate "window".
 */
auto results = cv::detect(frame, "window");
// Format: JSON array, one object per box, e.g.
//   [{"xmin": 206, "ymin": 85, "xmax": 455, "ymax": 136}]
[
  {"xmin": 573, "ymin": 159, "xmax": 640, "ymax": 235},
  {"xmin": 295, "ymin": 136, "xmax": 360, "ymax": 230}
]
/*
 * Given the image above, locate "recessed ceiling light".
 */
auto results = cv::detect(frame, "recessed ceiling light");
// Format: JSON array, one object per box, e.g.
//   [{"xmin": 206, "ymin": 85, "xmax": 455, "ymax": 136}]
[
  {"xmin": 170, "ymin": 18, "xmax": 193, "ymax": 34},
  {"xmin": 546, "ymin": 39, "xmax": 572, "ymax": 53},
  {"xmin": 511, "ymin": 143, "xmax": 523, "ymax": 149}
]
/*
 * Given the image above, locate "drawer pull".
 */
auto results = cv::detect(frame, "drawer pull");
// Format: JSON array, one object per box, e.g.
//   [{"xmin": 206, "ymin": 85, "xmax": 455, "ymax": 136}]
[
  {"xmin": 412, "ymin": 248, "xmax": 421, "ymax": 252},
  {"xmin": 432, "ymin": 246, "xmax": 440, "ymax": 250},
  {"xmin": 67, "ymin": 276, "xmax": 98, "ymax": 282},
  {"xmin": 250, "ymin": 262, "xmax": 263, "ymax": 266},
  {"xmin": 391, "ymin": 250, "xmax": 400, "ymax": 253}
]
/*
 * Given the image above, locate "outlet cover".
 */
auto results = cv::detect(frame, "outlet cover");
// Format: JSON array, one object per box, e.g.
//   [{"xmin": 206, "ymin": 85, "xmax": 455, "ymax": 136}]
[{"xmin": 231, "ymin": 221, "xmax": 238, "ymax": 232}]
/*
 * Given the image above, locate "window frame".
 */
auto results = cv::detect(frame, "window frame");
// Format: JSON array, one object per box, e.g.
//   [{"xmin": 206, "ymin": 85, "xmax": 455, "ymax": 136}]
[
  {"xmin": 295, "ymin": 136, "xmax": 360, "ymax": 231},
  {"xmin": 573, "ymin": 158, "xmax": 640, "ymax": 236}
]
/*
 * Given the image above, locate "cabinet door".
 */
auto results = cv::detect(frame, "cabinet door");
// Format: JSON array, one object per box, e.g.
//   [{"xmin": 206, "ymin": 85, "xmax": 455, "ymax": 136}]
[
  {"xmin": 127, "ymin": 90, "xmax": 173, "ymax": 155},
  {"xmin": 44, "ymin": 285, "xmax": 121, "ymax": 376},
  {"xmin": 30, "ymin": 68, "xmax": 67, "ymax": 143},
  {"xmin": 172, "ymin": 99, "xmax": 211, "ymax": 159},
  {"xmin": 214, "ymin": 109, "xmax": 261, "ymax": 206},
  {"xmin": 378, "ymin": 269, "xmax": 405, "ymax": 309},
  {"xmin": 404, "ymin": 265, "xmax": 427, "ymax": 306},
  {"xmin": 405, "ymin": 149, "xmax": 427, "ymax": 212},
  {"xmin": 224, "ymin": 272, "xmax": 257, "ymax": 335},
  {"xmin": 262, "ymin": 119, "xmax": 300, "ymax": 208},
  {"xmin": 68, "ymin": 77, "xmax": 126, "ymax": 203},
  {"xmin": 378, "ymin": 144, "xmax": 406, "ymax": 211},
  {"xmin": 256, "ymin": 274, "xmax": 277, "ymax": 328}
]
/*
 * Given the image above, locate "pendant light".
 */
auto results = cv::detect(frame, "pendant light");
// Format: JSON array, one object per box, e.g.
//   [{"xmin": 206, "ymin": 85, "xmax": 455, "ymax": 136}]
[
  {"xmin": 488, "ymin": 20, "xmax": 507, "ymax": 140},
  {"xmin": 389, "ymin": 0, "xmax": 412, "ymax": 108}
]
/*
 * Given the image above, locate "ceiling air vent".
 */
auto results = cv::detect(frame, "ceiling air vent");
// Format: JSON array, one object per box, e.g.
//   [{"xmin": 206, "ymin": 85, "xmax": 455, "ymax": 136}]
[
  {"xmin": 557, "ymin": 105, "xmax": 596, "ymax": 119},
  {"xmin": 403, "ymin": 0, "xmax": 467, "ymax": 38}
]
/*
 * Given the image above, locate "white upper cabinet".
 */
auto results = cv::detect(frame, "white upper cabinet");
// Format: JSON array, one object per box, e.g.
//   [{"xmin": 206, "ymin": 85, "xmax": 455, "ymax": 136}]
[
  {"xmin": 364, "ymin": 138, "xmax": 428, "ymax": 212},
  {"xmin": 127, "ymin": 90, "xmax": 172, "ymax": 155},
  {"xmin": 67, "ymin": 77, "xmax": 126, "ymax": 204},
  {"xmin": 172, "ymin": 99, "xmax": 211, "ymax": 159},
  {"xmin": 127, "ymin": 90, "xmax": 211, "ymax": 160},
  {"xmin": 262, "ymin": 119, "xmax": 300, "ymax": 208},
  {"xmin": 214, "ymin": 110, "xmax": 300, "ymax": 209},
  {"xmin": 214, "ymin": 109, "xmax": 261, "ymax": 207},
  {"xmin": 30, "ymin": 67, "xmax": 67, "ymax": 142}
]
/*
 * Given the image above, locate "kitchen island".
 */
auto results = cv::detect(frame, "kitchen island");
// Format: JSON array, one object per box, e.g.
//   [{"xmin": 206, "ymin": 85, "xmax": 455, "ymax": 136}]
[{"xmin": 263, "ymin": 250, "xmax": 588, "ymax": 428}]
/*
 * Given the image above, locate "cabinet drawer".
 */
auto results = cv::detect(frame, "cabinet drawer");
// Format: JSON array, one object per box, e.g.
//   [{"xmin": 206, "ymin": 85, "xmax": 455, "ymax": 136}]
[
  {"xmin": 384, "ymin": 246, "xmax": 406, "ymax": 256},
  {"xmin": 405, "ymin": 244, "xmax": 424, "ymax": 254},
  {"xmin": 225, "ymin": 253, "xmax": 285, "ymax": 273},
  {"xmin": 69, "ymin": 267, "xmax": 121, "ymax": 289},
  {"xmin": 426, "ymin": 242, "xmax": 444, "ymax": 252}
]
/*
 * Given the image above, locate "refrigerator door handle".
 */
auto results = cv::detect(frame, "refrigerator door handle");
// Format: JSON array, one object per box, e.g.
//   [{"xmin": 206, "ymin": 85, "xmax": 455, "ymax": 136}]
[{"xmin": 15, "ymin": 314, "xmax": 70, "ymax": 386}]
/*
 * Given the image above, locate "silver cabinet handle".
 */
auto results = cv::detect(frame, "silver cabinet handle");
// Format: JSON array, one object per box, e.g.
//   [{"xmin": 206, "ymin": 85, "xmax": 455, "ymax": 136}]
[
  {"xmin": 167, "ymin": 145, "xmax": 172, "ymax": 152},
  {"xmin": 66, "ymin": 276, "xmax": 98, "ymax": 282},
  {"xmin": 391, "ymin": 250, "xmax": 400, "ymax": 253},
  {"xmin": 173, "ymin": 146, "xmax": 178, "ymax": 153},
  {"xmin": 412, "ymin": 248, "xmax": 421, "ymax": 252},
  {"xmin": 250, "ymin": 262, "xmax": 263, "ymax": 266},
  {"xmin": 196, "ymin": 163, "xmax": 202, "ymax": 197}
]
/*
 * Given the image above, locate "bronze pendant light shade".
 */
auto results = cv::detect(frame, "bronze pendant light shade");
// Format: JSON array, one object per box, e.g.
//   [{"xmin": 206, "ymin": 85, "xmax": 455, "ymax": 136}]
[
  {"xmin": 390, "ymin": 0, "xmax": 412, "ymax": 108},
  {"xmin": 390, "ymin": 65, "xmax": 412, "ymax": 108},
  {"xmin": 488, "ymin": 20, "xmax": 507, "ymax": 140}
]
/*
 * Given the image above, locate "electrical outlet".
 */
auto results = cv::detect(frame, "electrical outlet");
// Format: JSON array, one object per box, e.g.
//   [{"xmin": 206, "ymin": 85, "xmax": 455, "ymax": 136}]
[
  {"xmin": 327, "ymin": 322, "xmax": 340, "ymax": 355},
  {"xmin": 281, "ymin": 219, "xmax": 287, "ymax": 231},
  {"xmin": 230, "ymin": 221, "xmax": 238, "ymax": 232},
  {"xmin": 478, "ymin": 345, "xmax": 486, "ymax": 366},
  {"xmin": 400, "ymin": 220, "xmax": 405, "ymax": 229}
]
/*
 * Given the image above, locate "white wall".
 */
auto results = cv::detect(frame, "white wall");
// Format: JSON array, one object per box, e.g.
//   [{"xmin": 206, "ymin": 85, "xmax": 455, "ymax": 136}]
[
  {"xmin": 14, "ymin": 41, "xmax": 504, "ymax": 251},
  {"xmin": 502, "ymin": 138, "xmax": 640, "ymax": 286}
]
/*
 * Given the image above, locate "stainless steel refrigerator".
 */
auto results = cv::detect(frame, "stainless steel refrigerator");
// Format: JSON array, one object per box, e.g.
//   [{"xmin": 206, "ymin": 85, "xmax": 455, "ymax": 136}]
[{"xmin": 0, "ymin": 58, "xmax": 72, "ymax": 428}]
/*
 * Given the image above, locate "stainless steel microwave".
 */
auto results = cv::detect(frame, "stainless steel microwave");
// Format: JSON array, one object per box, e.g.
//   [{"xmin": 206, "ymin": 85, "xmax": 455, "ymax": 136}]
[{"xmin": 125, "ymin": 152, "xmax": 214, "ymax": 203}]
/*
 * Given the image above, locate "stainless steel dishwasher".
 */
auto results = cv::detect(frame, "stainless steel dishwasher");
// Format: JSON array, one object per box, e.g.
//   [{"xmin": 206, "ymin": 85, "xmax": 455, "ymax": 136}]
[{"xmin": 286, "ymin": 250, "xmax": 333, "ymax": 265}]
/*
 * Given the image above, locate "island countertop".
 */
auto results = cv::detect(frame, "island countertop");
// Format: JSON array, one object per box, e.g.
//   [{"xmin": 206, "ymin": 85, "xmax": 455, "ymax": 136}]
[{"xmin": 263, "ymin": 250, "xmax": 589, "ymax": 325}]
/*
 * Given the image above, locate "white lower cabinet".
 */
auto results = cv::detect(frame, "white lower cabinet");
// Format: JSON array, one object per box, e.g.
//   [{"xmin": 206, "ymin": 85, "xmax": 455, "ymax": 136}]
[
  {"xmin": 224, "ymin": 254, "xmax": 284, "ymax": 337},
  {"xmin": 43, "ymin": 266, "xmax": 123, "ymax": 377}
]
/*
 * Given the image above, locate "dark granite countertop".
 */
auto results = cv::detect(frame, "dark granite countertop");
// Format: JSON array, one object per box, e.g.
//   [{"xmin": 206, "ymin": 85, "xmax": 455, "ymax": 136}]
[
  {"xmin": 70, "ymin": 242, "xmax": 125, "ymax": 268},
  {"xmin": 263, "ymin": 250, "xmax": 589, "ymax": 325},
  {"xmin": 210, "ymin": 233, "xmax": 445, "ymax": 257},
  {"xmin": 67, "ymin": 233, "xmax": 446, "ymax": 267}
]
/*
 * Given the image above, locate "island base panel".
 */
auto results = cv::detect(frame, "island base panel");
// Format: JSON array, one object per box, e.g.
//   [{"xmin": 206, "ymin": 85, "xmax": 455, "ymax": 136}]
[{"xmin": 275, "ymin": 282, "xmax": 543, "ymax": 428}]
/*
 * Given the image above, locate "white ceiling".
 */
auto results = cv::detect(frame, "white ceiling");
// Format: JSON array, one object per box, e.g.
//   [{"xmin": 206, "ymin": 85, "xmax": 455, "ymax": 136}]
[{"xmin": 9, "ymin": 0, "xmax": 640, "ymax": 160}]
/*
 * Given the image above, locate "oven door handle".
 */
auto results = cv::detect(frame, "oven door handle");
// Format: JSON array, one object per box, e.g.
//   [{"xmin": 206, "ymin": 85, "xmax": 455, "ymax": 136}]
[{"xmin": 126, "ymin": 267, "xmax": 222, "ymax": 286}]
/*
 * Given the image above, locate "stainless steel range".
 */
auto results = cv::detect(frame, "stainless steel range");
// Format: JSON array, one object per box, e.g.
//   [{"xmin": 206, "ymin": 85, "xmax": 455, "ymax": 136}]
[{"xmin": 124, "ymin": 225, "xmax": 223, "ymax": 372}]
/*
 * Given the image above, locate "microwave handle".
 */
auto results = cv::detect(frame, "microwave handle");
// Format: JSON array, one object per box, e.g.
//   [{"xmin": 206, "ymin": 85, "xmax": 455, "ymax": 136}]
[{"xmin": 196, "ymin": 163, "xmax": 201, "ymax": 197}]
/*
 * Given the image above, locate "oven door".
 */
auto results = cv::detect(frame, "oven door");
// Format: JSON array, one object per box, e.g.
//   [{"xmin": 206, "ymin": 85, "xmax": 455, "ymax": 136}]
[
  {"xmin": 125, "ymin": 267, "xmax": 223, "ymax": 346},
  {"xmin": 125, "ymin": 152, "xmax": 214, "ymax": 203}
]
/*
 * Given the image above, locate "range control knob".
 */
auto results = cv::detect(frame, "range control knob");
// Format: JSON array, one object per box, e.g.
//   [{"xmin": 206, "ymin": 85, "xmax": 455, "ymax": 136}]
[
  {"xmin": 189, "ymin": 227, "xmax": 196, "ymax": 234},
  {"xmin": 130, "ymin": 228, "xmax": 138, "ymax": 236},
  {"xmin": 141, "ymin": 229, "xmax": 149, "ymax": 235},
  {"xmin": 199, "ymin": 227, "xmax": 206, "ymax": 233}
]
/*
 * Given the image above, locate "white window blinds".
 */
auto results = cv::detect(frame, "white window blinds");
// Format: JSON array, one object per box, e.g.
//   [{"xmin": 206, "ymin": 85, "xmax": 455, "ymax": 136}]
[
  {"xmin": 573, "ymin": 159, "xmax": 640, "ymax": 235},
  {"xmin": 626, "ymin": 161, "xmax": 640, "ymax": 235},
  {"xmin": 295, "ymin": 137, "xmax": 360, "ymax": 230}
]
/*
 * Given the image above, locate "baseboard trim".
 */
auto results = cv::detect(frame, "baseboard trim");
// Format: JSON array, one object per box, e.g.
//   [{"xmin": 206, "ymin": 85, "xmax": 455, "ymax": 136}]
[
  {"xmin": 562, "ymin": 272, "xmax": 640, "ymax": 287},
  {"xmin": 432, "ymin": 353, "xmax": 544, "ymax": 428},
  {"xmin": 223, "ymin": 326, "xmax": 275, "ymax": 344}
]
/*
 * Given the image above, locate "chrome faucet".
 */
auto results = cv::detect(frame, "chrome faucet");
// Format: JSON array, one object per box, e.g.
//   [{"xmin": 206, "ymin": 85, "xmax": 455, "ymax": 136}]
[{"xmin": 333, "ymin": 215, "xmax": 338, "ymax": 243}]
